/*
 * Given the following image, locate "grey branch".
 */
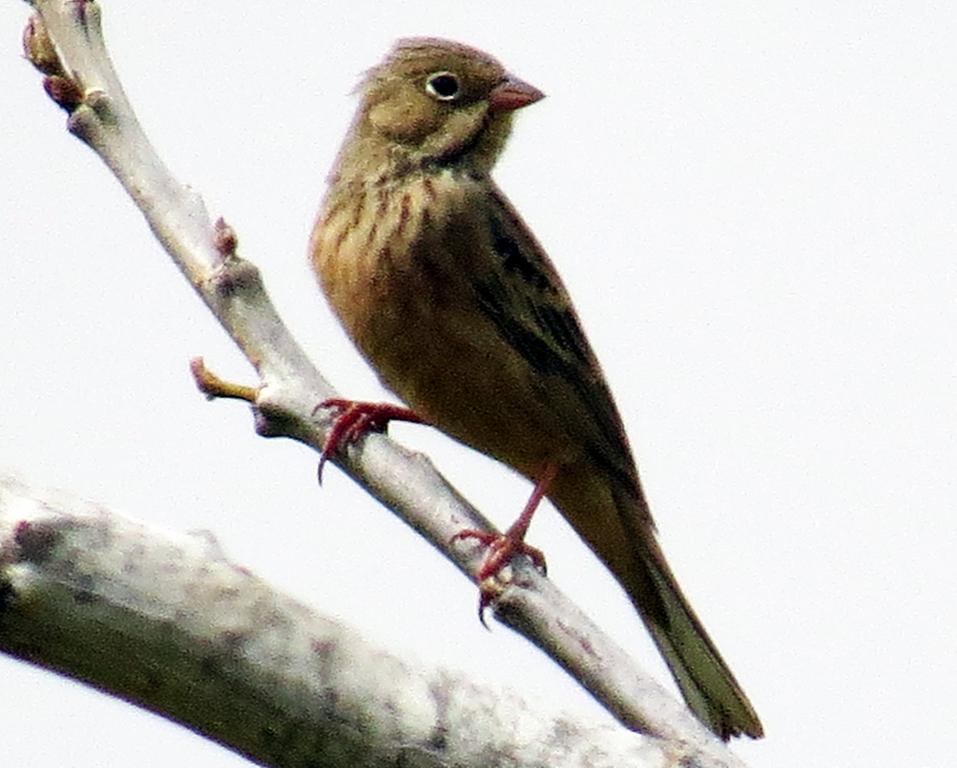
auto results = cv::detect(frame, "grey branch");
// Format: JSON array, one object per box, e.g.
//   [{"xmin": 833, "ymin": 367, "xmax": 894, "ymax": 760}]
[
  {"xmin": 14, "ymin": 2, "xmax": 749, "ymax": 766},
  {"xmin": 0, "ymin": 475, "xmax": 682, "ymax": 768}
]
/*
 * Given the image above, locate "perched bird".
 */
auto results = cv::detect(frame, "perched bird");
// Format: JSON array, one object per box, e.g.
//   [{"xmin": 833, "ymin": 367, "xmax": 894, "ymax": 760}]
[{"xmin": 309, "ymin": 37, "xmax": 763, "ymax": 740}]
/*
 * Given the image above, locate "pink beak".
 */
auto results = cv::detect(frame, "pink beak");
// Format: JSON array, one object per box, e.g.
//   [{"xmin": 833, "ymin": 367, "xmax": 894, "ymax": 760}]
[{"xmin": 488, "ymin": 75, "xmax": 545, "ymax": 112}]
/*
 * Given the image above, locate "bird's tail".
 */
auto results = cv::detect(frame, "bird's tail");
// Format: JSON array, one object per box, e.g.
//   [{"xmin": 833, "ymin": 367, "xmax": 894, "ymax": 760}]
[
  {"xmin": 553, "ymin": 470, "xmax": 763, "ymax": 740},
  {"xmin": 625, "ymin": 528, "xmax": 763, "ymax": 739}
]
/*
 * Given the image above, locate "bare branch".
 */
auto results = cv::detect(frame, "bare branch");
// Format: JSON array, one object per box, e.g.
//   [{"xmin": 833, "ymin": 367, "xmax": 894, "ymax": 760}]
[
  {"xmin": 15, "ymin": 2, "xmax": 750, "ymax": 764},
  {"xmin": 0, "ymin": 475, "xmax": 686, "ymax": 768}
]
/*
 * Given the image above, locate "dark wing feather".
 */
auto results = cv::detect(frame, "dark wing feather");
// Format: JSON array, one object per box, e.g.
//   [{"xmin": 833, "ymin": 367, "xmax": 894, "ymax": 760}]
[{"xmin": 473, "ymin": 180, "xmax": 644, "ymax": 499}]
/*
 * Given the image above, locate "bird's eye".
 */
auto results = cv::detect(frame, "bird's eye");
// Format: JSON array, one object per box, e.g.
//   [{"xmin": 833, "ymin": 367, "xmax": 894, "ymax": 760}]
[{"xmin": 425, "ymin": 71, "xmax": 460, "ymax": 101}]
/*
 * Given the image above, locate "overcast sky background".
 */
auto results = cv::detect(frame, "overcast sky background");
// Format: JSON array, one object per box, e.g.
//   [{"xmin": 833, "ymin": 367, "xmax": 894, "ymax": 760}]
[{"xmin": 3, "ymin": 3, "xmax": 956, "ymax": 767}]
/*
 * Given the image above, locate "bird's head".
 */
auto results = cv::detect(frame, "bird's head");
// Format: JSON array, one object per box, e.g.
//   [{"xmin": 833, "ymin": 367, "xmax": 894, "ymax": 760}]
[{"xmin": 336, "ymin": 38, "xmax": 544, "ymax": 180}]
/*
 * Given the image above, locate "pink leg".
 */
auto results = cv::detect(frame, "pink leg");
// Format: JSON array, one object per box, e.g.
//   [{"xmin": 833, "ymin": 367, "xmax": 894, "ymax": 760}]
[
  {"xmin": 452, "ymin": 462, "xmax": 559, "ymax": 617},
  {"xmin": 316, "ymin": 398, "xmax": 424, "ymax": 482}
]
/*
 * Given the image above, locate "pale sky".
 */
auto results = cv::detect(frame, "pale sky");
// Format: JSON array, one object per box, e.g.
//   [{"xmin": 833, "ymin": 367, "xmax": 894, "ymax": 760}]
[{"xmin": 3, "ymin": 3, "xmax": 956, "ymax": 767}]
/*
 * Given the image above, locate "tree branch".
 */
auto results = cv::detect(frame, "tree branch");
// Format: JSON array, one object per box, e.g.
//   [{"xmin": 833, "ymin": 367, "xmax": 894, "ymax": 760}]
[
  {"xmin": 13, "ymin": 2, "xmax": 750, "ymax": 765},
  {"xmin": 0, "ymin": 474, "xmax": 683, "ymax": 768}
]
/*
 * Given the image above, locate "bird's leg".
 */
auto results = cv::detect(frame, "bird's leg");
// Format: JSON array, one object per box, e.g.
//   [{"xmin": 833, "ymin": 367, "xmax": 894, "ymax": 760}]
[
  {"xmin": 452, "ymin": 462, "xmax": 559, "ymax": 615},
  {"xmin": 316, "ymin": 398, "xmax": 424, "ymax": 482}
]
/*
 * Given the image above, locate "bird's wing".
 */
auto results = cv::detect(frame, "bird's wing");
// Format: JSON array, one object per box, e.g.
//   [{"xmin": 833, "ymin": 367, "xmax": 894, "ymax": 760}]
[{"xmin": 470, "ymin": 179, "xmax": 645, "ymax": 502}]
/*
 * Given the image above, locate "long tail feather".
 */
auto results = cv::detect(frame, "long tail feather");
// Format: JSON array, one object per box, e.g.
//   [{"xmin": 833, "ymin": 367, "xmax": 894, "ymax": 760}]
[{"xmin": 629, "ymin": 536, "xmax": 763, "ymax": 739}]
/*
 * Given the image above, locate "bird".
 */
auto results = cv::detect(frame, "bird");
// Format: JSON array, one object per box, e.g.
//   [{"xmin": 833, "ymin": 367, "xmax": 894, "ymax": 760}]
[{"xmin": 309, "ymin": 37, "xmax": 763, "ymax": 740}]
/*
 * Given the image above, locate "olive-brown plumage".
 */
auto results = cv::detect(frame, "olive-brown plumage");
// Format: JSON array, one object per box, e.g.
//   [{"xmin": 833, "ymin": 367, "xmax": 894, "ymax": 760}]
[{"xmin": 310, "ymin": 38, "xmax": 763, "ymax": 740}]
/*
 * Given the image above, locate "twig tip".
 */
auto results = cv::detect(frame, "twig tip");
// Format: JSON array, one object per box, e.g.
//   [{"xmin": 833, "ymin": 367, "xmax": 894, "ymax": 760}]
[{"xmin": 214, "ymin": 218, "xmax": 238, "ymax": 258}]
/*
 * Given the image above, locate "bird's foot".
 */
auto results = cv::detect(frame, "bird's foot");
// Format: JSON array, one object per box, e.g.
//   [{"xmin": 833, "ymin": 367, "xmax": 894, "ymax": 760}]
[
  {"xmin": 453, "ymin": 528, "xmax": 548, "ymax": 580},
  {"xmin": 451, "ymin": 528, "xmax": 547, "ymax": 624},
  {"xmin": 451, "ymin": 463, "xmax": 558, "ymax": 624},
  {"xmin": 315, "ymin": 398, "xmax": 423, "ymax": 482}
]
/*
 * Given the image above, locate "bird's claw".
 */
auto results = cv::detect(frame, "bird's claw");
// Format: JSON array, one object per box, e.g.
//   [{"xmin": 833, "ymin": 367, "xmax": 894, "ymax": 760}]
[
  {"xmin": 451, "ymin": 528, "xmax": 548, "ymax": 625},
  {"xmin": 315, "ymin": 399, "xmax": 423, "ymax": 483},
  {"xmin": 452, "ymin": 528, "xmax": 547, "ymax": 579}
]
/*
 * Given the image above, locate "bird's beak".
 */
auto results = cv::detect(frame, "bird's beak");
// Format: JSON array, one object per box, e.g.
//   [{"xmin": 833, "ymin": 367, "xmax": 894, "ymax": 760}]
[{"xmin": 488, "ymin": 75, "xmax": 545, "ymax": 112}]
